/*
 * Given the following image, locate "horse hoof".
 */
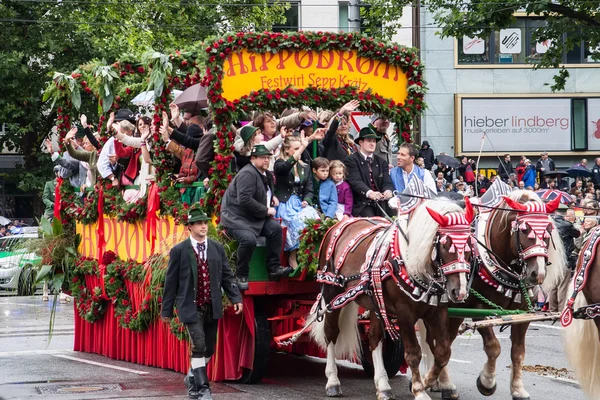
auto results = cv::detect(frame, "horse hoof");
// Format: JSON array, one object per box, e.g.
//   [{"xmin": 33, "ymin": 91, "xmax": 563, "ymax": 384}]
[
  {"xmin": 326, "ymin": 385, "xmax": 343, "ymax": 397},
  {"xmin": 429, "ymin": 381, "xmax": 440, "ymax": 392},
  {"xmin": 42, "ymin": 296, "xmax": 49, "ymax": 302},
  {"xmin": 441, "ymin": 388, "xmax": 460, "ymax": 399},
  {"xmin": 476, "ymin": 376, "xmax": 496, "ymax": 396},
  {"xmin": 512, "ymin": 397, "xmax": 531, "ymax": 400},
  {"xmin": 377, "ymin": 390, "xmax": 395, "ymax": 400}
]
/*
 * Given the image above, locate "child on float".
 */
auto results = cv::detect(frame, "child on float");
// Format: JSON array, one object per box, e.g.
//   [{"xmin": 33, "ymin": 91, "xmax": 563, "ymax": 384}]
[
  {"xmin": 312, "ymin": 157, "xmax": 338, "ymax": 220},
  {"xmin": 274, "ymin": 135, "xmax": 320, "ymax": 270},
  {"xmin": 329, "ymin": 160, "xmax": 353, "ymax": 221}
]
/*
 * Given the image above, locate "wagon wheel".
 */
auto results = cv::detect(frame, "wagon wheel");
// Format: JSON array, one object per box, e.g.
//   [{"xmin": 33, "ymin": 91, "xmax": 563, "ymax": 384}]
[
  {"xmin": 17, "ymin": 265, "xmax": 36, "ymax": 296},
  {"xmin": 238, "ymin": 299, "xmax": 271, "ymax": 384},
  {"xmin": 360, "ymin": 333, "xmax": 404, "ymax": 379}
]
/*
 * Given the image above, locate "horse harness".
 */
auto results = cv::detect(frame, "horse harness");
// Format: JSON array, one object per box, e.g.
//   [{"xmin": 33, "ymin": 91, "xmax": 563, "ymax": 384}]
[
  {"xmin": 474, "ymin": 203, "xmax": 553, "ymax": 305},
  {"xmin": 561, "ymin": 226, "xmax": 600, "ymax": 326},
  {"xmin": 314, "ymin": 213, "xmax": 474, "ymax": 340}
]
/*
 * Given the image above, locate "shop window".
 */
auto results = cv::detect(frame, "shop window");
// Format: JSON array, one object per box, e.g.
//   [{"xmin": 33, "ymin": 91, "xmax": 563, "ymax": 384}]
[
  {"xmin": 458, "ymin": 17, "xmax": 594, "ymax": 65},
  {"xmin": 572, "ymin": 99, "xmax": 587, "ymax": 151},
  {"xmin": 273, "ymin": 2, "xmax": 300, "ymax": 32},
  {"xmin": 494, "ymin": 19, "xmax": 526, "ymax": 64},
  {"xmin": 457, "ymin": 36, "xmax": 491, "ymax": 64},
  {"xmin": 339, "ymin": 2, "xmax": 349, "ymax": 32}
]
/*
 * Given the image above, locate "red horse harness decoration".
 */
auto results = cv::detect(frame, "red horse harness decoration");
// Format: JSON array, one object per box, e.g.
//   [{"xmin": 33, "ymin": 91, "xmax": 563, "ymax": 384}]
[{"xmin": 503, "ymin": 196, "xmax": 560, "ymax": 262}]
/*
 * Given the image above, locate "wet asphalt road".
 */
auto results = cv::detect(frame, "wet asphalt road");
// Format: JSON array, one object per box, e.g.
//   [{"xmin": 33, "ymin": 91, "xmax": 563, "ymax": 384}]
[{"xmin": 0, "ymin": 296, "xmax": 586, "ymax": 400}]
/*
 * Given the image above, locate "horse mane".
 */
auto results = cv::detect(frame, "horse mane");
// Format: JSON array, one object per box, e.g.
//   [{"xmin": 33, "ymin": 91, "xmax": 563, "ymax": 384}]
[
  {"xmin": 404, "ymin": 198, "xmax": 463, "ymax": 278},
  {"xmin": 494, "ymin": 190, "xmax": 566, "ymax": 290}
]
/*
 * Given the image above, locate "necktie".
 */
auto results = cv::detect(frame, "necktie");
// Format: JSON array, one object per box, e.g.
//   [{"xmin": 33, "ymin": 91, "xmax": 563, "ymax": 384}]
[
  {"xmin": 197, "ymin": 242, "xmax": 205, "ymax": 261},
  {"xmin": 366, "ymin": 157, "xmax": 376, "ymax": 190}
]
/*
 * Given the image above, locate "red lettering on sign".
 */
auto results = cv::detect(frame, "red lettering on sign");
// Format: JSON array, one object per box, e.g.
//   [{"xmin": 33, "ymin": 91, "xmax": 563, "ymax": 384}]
[
  {"xmin": 316, "ymin": 50, "xmax": 335, "ymax": 69},
  {"xmin": 276, "ymin": 50, "xmax": 293, "ymax": 70},
  {"xmin": 336, "ymin": 50, "xmax": 354, "ymax": 72},
  {"xmin": 355, "ymin": 56, "xmax": 374, "ymax": 75},
  {"xmin": 224, "ymin": 53, "xmax": 249, "ymax": 77},
  {"xmin": 82, "ymin": 224, "xmax": 94, "ymax": 257},
  {"xmin": 259, "ymin": 53, "xmax": 275, "ymax": 72}
]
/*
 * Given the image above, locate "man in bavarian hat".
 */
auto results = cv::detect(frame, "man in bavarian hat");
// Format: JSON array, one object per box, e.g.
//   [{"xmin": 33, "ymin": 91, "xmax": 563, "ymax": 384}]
[
  {"xmin": 221, "ymin": 144, "xmax": 293, "ymax": 290},
  {"xmin": 161, "ymin": 209, "xmax": 242, "ymax": 400},
  {"xmin": 344, "ymin": 125, "xmax": 394, "ymax": 217}
]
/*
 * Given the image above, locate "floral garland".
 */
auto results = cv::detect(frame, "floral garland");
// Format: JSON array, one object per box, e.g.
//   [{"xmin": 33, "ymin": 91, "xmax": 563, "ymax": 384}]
[
  {"xmin": 297, "ymin": 218, "xmax": 339, "ymax": 275},
  {"xmin": 201, "ymin": 31, "xmax": 426, "ymax": 217},
  {"xmin": 117, "ymin": 195, "xmax": 148, "ymax": 224},
  {"xmin": 70, "ymin": 256, "xmax": 108, "ymax": 323},
  {"xmin": 104, "ymin": 258, "xmax": 149, "ymax": 329},
  {"xmin": 101, "ymin": 254, "xmax": 187, "ymax": 337}
]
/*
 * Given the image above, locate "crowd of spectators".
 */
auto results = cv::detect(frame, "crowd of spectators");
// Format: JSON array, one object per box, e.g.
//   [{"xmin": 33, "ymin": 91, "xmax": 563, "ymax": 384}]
[{"xmin": 45, "ymin": 99, "xmax": 600, "ymax": 272}]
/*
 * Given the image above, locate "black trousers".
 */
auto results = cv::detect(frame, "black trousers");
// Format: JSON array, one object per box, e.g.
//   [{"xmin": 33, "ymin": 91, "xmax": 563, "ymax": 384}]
[
  {"xmin": 357, "ymin": 203, "xmax": 387, "ymax": 218},
  {"xmin": 227, "ymin": 218, "xmax": 282, "ymax": 278},
  {"xmin": 185, "ymin": 305, "xmax": 218, "ymax": 359}
]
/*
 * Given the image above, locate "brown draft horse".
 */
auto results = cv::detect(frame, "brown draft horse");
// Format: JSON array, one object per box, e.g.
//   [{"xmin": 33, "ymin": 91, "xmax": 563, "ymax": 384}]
[
  {"xmin": 425, "ymin": 190, "xmax": 564, "ymax": 400},
  {"xmin": 309, "ymin": 198, "xmax": 475, "ymax": 400},
  {"xmin": 563, "ymin": 226, "xmax": 600, "ymax": 399}
]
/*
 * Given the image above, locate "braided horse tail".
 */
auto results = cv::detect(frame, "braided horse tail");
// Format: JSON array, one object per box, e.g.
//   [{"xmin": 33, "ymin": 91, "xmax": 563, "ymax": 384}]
[{"xmin": 563, "ymin": 292, "xmax": 600, "ymax": 399}]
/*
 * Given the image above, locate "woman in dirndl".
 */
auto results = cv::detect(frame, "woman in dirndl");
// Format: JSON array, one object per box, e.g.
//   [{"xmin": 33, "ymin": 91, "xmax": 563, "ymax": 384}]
[{"xmin": 274, "ymin": 135, "xmax": 319, "ymax": 269}]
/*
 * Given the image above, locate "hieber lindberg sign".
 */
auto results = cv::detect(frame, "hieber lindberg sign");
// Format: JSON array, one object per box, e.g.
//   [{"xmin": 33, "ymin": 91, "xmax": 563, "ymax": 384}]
[{"xmin": 461, "ymin": 98, "xmax": 571, "ymax": 152}]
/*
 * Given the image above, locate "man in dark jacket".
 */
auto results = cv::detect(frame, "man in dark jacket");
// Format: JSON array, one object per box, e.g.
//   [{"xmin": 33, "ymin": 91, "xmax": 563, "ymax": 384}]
[
  {"xmin": 592, "ymin": 158, "xmax": 600, "ymax": 190},
  {"xmin": 536, "ymin": 151, "xmax": 555, "ymax": 183},
  {"xmin": 418, "ymin": 141, "xmax": 435, "ymax": 170},
  {"xmin": 221, "ymin": 144, "xmax": 293, "ymax": 290},
  {"xmin": 497, "ymin": 153, "xmax": 514, "ymax": 182},
  {"xmin": 161, "ymin": 209, "xmax": 242, "ymax": 400},
  {"xmin": 344, "ymin": 126, "xmax": 394, "ymax": 217},
  {"xmin": 548, "ymin": 205, "xmax": 581, "ymax": 312}
]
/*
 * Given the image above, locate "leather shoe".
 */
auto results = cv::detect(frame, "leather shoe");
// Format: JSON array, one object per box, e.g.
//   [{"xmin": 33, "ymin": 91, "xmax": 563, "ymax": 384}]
[
  {"xmin": 268, "ymin": 266, "xmax": 293, "ymax": 281},
  {"xmin": 236, "ymin": 276, "xmax": 249, "ymax": 291},
  {"xmin": 184, "ymin": 369, "xmax": 199, "ymax": 399},
  {"xmin": 192, "ymin": 367, "xmax": 213, "ymax": 400}
]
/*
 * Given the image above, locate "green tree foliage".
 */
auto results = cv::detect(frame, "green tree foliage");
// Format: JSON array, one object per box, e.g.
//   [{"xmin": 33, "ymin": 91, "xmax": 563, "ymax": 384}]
[
  {"xmin": 422, "ymin": 0, "xmax": 600, "ymax": 90},
  {"xmin": 0, "ymin": 0, "xmax": 288, "ymax": 175}
]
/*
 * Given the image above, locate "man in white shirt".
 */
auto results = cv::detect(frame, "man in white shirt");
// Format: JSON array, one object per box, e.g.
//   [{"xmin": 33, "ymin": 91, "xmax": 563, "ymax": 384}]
[{"xmin": 390, "ymin": 142, "xmax": 437, "ymax": 194}]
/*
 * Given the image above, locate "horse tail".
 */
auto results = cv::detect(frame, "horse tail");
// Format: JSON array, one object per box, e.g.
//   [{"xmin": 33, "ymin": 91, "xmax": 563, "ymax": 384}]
[
  {"xmin": 334, "ymin": 302, "xmax": 361, "ymax": 359},
  {"xmin": 308, "ymin": 296, "xmax": 328, "ymax": 349},
  {"xmin": 417, "ymin": 319, "xmax": 434, "ymax": 374},
  {"xmin": 563, "ymin": 294, "xmax": 600, "ymax": 399},
  {"xmin": 308, "ymin": 299, "xmax": 361, "ymax": 360}
]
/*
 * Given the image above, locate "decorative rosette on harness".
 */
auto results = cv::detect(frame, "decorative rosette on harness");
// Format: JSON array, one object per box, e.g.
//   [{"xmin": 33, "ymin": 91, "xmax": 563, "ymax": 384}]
[
  {"xmin": 425, "ymin": 197, "xmax": 475, "ymax": 275},
  {"xmin": 501, "ymin": 196, "xmax": 561, "ymax": 261}
]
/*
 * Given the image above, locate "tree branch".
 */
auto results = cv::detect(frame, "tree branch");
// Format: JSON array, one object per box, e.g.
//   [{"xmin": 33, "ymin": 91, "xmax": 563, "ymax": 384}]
[{"xmin": 547, "ymin": 3, "xmax": 600, "ymax": 27}]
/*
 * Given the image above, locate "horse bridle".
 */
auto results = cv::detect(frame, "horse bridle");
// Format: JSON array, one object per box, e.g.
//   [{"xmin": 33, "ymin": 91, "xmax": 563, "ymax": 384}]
[
  {"xmin": 510, "ymin": 212, "xmax": 553, "ymax": 282},
  {"xmin": 427, "ymin": 221, "xmax": 476, "ymax": 301}
]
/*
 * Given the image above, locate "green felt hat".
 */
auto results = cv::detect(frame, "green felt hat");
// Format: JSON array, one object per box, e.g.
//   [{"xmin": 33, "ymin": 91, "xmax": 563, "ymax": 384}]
[
  {"xmin": 186, "ymin": 209, "xmax": 211, "ymax": 224},
  {"xmin": 250, "ymin": 144, "xmax": 273, "ymax": 157},
  {"xmin": 357, "ymin": 125, "xmax": 381, "ymax": 142},
  {"xmin": 240, "ymin": 125, "xmax": 258, "ymax": 145}
]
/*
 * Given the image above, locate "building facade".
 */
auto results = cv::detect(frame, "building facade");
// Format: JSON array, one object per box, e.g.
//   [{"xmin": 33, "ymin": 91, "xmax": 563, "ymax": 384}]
[{"xmin": 419, "ymin": 9, "xmax": 600, "ymax": 175}]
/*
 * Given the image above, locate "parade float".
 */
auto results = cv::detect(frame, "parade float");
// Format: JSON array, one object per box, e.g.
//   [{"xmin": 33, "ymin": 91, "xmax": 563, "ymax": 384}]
[{"xmin": 41, "ymin": 31, "xmax": 425, "ymax": 382}]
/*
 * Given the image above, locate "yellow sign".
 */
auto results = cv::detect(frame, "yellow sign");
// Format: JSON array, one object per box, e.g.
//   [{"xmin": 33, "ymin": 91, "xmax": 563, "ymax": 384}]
[
  {"xmin": 221, "ymin": 49, "xmax": 409, "ymax": 105},
  {"xmin": 77, "ymin": 217, "xmax": 188, "ymax": 263}
]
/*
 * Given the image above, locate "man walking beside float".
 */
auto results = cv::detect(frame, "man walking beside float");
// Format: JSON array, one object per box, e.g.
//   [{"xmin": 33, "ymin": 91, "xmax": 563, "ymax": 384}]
[{"xmin": 161, "ymin": 209, "xmax": 243, "ymax": 400}]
